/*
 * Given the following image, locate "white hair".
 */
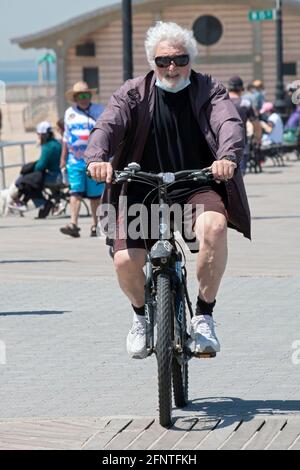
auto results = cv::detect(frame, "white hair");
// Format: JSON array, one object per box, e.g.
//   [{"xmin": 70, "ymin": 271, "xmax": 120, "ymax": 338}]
[{"xmin": 145, "ymin": 21, "xmax": 198, "ymax": 69}]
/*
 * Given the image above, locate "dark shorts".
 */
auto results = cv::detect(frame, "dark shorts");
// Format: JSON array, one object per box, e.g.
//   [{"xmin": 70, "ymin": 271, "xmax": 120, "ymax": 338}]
[{"xmin": 113, "ymin": 188, "xmax": 228, "ymax": 254}]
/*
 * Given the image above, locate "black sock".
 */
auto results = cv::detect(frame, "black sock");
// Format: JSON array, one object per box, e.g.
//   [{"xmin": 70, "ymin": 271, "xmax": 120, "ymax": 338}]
[
  {"xmin": 195, "ymin": 296, "xmax": 216, "ymax": 316},
  {"xmin": 132, "ymin": 304, "xmax": 145, "ymax": 316}
]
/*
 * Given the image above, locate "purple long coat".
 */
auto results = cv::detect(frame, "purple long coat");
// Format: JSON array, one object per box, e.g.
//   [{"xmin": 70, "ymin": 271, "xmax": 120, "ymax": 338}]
[{"xmin": 85, "ymin": 70, "xmax": 251, "ymax": 240}]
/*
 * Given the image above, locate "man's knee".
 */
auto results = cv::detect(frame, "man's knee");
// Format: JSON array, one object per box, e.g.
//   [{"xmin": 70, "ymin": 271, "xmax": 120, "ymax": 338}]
[
  {"xmin": 195, "ymin": 213, "xmax": 227, "ymax": 244},
  {"xmin": 114, "ymin": 249, "xmax": 145, "ymax": 274}
]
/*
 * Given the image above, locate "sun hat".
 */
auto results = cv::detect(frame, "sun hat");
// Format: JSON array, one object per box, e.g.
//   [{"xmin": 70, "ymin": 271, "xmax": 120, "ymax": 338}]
[
  {"xmin": 253, "ymin": 79, "xmax": 264, "ymax": 88},
  {"xmin": 65, "ymin": 81, "xmax": 97, "ymax": 102}
]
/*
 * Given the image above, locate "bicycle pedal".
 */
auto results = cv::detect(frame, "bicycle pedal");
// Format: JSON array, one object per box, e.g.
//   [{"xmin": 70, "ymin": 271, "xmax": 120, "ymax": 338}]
[{"xmin": 193, "ymin": 352, "xmax": 216, "ymax": 359}]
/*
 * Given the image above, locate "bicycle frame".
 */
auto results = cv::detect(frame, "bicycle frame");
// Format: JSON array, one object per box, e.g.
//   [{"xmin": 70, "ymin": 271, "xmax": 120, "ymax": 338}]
[{"xmin": 144, "ymin": 181, "xmax": 188, "ymax": 357}]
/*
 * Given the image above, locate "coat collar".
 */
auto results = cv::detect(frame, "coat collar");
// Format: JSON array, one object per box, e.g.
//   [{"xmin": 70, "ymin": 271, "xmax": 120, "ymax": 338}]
[{"xmin": 145, "ymin": 69, "xmax": 214, "ymax": 117}]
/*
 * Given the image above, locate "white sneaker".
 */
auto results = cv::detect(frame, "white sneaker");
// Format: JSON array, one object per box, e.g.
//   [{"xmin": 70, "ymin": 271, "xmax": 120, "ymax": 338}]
[
  {"xmin": 126, "ymin": 315, "xmax": 147, "ymax": 359},
  {"xmin": 8, "ymin": 201, "xmax": 27, "ymax": 212},
  {"xmin": 52, "ymin": 202, "xmax": 65, "ymax": 216},
  {"xmin": 190, "ymin": 315, "xmax": 220, "ymax": 355}
]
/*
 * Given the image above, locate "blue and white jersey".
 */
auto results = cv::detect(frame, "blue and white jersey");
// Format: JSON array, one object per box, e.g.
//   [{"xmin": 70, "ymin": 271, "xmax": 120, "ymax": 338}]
[{"xmin": 63, "ymin": 103, "xmax": 104, "ymax": 166}]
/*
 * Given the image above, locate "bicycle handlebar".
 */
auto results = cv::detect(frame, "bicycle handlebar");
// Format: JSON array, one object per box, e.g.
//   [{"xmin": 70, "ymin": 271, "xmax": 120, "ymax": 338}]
[{"xmin": 86, "ymin": 163, "xmax": 214, "ymax": 185}]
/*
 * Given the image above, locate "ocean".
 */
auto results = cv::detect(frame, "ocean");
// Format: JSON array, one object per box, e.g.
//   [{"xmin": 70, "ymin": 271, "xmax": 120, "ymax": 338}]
[{"xmin": 0, "ymin": 60, "xmax": 56, "ymax": 84}]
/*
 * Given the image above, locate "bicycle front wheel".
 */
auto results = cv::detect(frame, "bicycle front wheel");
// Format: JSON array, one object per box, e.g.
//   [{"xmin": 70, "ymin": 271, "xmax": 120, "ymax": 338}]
[
  {"xmin": 172, "ymin": 286, "xmax": 189, "ymax": 408},
  {"xmin": 156, "ymin": 273, "xmax": 172, "ymax": 428}
]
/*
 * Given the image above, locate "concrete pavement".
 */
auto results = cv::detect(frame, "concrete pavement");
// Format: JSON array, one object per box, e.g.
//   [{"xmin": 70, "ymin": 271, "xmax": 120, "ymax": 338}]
[{"xmin": 0, "ymin": 156, "xmax": 300, "ymax": 449}]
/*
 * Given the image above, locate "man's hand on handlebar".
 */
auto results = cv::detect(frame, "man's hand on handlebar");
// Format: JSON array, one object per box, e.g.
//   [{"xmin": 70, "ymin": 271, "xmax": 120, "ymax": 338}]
[
  {"xmin": 210, "ymin": 159, "xmax": 237, "ymax": 182},
  {"xmin": 88, "ymin": 162, "xmax": 113, "ymax": 184}
]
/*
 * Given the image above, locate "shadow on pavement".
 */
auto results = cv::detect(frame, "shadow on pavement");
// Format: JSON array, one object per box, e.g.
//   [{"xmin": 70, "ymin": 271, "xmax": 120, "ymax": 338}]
[
  {"xmin": 252, "ymin": 215, "xmax": 300, "ymax": 220},
  {"xmin": 180, "ymin": 396, "xmax": 300, "ymax": 425},
  {"xmin": 0, "ymin": 310, "xmax": 69, "ymax": 316},
  {"xmin": 0, "ymin": 260, "xmax": 69, "ymax": 264}
]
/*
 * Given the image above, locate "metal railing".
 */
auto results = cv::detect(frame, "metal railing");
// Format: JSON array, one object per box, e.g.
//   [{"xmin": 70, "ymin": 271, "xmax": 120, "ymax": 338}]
[
  {"xmin": 0, "ymin": 140, "xmax": 36, "ymax": 189},
  {"xmin": 5, "ymin": 84, "xmax": 56, "ymax": 103}
]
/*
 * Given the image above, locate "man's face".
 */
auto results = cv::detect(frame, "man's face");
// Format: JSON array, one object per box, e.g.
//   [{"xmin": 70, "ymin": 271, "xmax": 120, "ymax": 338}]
[
  {"xmin": 154, "ymin": 41, "xmax": 191, "ymax": 89},
  {"xmin": 74, "ymin": 92, "xmax": 92, "ymax": 109}
]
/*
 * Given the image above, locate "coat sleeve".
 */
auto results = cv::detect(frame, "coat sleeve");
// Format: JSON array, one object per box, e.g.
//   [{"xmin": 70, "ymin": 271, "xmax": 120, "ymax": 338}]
[
  {"xmin": 84, "ymin": 88, "xmax": 131, "ymax": 165},
  {"xmin": 206, "ymin": 83, "xmax": 245, "ymax": 164},
  {"xmin": 34, "ymin": 145, "xmax": 50, "ymax": 171}
]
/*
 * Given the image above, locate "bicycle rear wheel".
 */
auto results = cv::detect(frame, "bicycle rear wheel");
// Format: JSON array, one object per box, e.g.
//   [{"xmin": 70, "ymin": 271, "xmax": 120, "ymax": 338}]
[
  {"xmin": 156, "ymin": 273, "xmax": 172, "ymax": 428},
  {"xmin": 172, "ymin": 357, "xmax": 188, "ymax": 407}
]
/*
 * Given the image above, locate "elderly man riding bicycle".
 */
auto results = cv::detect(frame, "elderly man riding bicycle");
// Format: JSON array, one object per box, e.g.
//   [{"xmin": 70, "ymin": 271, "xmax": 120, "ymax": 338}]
[{"xmin": 85, "ymin": 21, "xmax": 251, "ymax": 359}]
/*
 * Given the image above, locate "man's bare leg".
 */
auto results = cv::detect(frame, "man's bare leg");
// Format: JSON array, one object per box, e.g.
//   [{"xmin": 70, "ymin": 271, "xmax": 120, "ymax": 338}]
[
  {"xmin": 114, "ymin": 248, "xmax": 147, "ymax": 308},
  {"xmin": 114, "ymin": 248, "xmax": 148, "ymax": 358},
  {"xmin": 190, "ymin": 210, "xmax": 227, "ymax": 354},
  {"xmin": 194, "ymin": 211, "xmax": 228, "ymax": 302}
]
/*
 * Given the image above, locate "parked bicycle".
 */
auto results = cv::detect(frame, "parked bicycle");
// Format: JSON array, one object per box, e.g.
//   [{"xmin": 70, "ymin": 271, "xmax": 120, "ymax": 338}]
[{"xmin": 42, "ymin": 183, "xmax": 91, "ymax": 218}]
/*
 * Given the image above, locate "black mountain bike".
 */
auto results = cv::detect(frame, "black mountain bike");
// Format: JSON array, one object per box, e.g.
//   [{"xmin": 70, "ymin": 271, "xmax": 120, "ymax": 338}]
[{"xmin": 112, "ymin": 162, "xmax": 215, "ymax": 427}]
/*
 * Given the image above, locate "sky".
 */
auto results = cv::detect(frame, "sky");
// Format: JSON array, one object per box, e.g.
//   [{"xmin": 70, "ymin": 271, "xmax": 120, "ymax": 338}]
[{"xmin": 0, "ymin": 0, "xmax": 120, "ymax": 62}]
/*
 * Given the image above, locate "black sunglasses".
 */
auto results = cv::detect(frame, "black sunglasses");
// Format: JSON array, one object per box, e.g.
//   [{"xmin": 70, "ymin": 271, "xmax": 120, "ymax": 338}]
[{"xmin": 154, "ymin": 54, "xmax": 190, "ymax": 68}]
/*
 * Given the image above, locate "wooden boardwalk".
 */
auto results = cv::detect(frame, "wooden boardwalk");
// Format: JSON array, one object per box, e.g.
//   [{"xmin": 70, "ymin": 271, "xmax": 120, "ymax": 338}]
[{"xmin": 0, "ymin": 415, "xmax": 300, "ymax": 450}]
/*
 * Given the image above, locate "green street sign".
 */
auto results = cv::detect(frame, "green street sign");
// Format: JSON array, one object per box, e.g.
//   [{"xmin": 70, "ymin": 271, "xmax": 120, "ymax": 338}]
[{"xmin": 248, "ymin": 9, "xmax": 276, "ymax": 22}]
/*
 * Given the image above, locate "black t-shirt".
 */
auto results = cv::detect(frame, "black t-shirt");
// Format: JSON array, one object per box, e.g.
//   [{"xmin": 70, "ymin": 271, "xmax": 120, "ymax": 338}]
[{"xmin": 128, "ymin": 86, "xmax": 220, "ymax": 202}]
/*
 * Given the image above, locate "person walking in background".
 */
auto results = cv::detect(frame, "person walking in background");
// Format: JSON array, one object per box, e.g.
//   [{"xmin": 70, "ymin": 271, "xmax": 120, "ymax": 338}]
[
  {"xmin": 252, "ymin": 79, "xmax": 265, "ymax": 112},
  {"xmin": 285, "ymin": 83, "xmax": 300, "ymax": 130},
  {"xmin": 228, "ymin": 76, "xmax": 262, "ymax": 175},
  {"xmin": 285, "ymin": 105, "xmax": 300, "ymax": 130},
  {"xmin": 243, "ymin": 83, "xmax": 259, "ymax": 114},
  {"xmin": 60, "ymin": 81, "xmax": 105, "ymax": 238},
  {"xmin": 260, "ymin": 102, "xmax": 284, "ymax": 147},
  {"xmin": 56, "ymin": 118, "xmax": 65, "ymax": 140}
]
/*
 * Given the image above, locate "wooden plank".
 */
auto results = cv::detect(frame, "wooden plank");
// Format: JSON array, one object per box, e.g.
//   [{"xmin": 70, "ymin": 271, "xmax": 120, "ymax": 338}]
[
  {"xmin": 126, "ymin": 420, "xmax": 167, "ymax": 450},
  {"xmin": 0, "ymin": 440, "xmax": 56, "ymax": 450},
  {"xmin": 244, "ymin": 418, "xmax": 287, "ymax": 450},
  {"xmin": 58, "ymin": 417, "xmax": 110, "ymax": 430},
  {"xmin": 0, "ymin": 428, "xmax": 87, "ymax": 442},
  {"xmin": 0, "ymin": 423, "xmax": 91, "ymax": 437},
  {"xmin": 105, "ymin": 418, "xmax": 154, "ymax": 450},
  {"xmin": 0, "ymin": 420, "xmax": 98, "ymax": 446},
  {"xmin": 220, "ymin": 418, "xmax": 265, "ymax": 450},
  {"xmin": 289, "ymin": 438, "xmax": 300, "ymax": 450},
  {"xmin": 267, "ymin": 419, "xmax": 300, "ymax": 450},
  {"xmin": 82, "ymin": 432, "xmax": 119, "ymax": 450},
  {"xmin": 33, "ymin": 419, "xmax": 104, "ymax": 432},
  {"xmin": 196, "ymin": 418, "xmax": 241, "ymax": 450},
  {"xmin": 0, "ymin": 435, "xmax": 71, "ymax": 450},
  {"xmin": 82, "ymin": 419, "xmax": 131, "ymax": 450},
  {"xmin": 23, "ymin": 419, "xmax": 101, "ymax": 433},
  {"xmin": 173, "ymin": 418, "xmax": 219, "ymax": 450},
  {"xmin": 149, "ymin": 418, "xmax": 197, "ymax": 450}
]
